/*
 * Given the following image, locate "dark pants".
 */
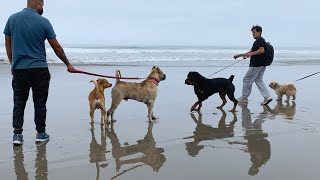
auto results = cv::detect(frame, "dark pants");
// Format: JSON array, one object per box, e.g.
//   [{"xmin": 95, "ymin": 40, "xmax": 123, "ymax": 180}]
[{"xmin": 12, "ymin": 68, "xmax": 50, "ymax": 134}]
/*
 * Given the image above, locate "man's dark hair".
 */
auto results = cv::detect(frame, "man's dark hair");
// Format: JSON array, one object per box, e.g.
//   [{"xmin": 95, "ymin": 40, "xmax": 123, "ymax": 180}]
[{"xmin": 251, "ymin": 25, "xmax": 262, "ymax": 32}]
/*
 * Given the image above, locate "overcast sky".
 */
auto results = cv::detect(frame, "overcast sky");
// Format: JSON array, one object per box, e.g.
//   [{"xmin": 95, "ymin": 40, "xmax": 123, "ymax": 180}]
[{"xmin": 1, "ymin": 0, "xmax": 319, "ymax": 47}]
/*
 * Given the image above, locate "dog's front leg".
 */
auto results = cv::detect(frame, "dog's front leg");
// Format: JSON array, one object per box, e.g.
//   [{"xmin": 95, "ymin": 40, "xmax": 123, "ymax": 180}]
[
  {"xmin": 147, "ymin": 101, "xmax": 155, "ymax": 122},
  {"xmin": 191, "ymin": 102, "xmax": 199, "ymax": 112},
  {"xmin": 196, "ymin": 102, "xmax": 202, "ymax": 111},
  {"xmin": 277, "ymin": 93, "xmax": 282, "ymax": 101},
  {"xmin": 217, "ymin": 93, "xmax": 227, "ymax": 109}
]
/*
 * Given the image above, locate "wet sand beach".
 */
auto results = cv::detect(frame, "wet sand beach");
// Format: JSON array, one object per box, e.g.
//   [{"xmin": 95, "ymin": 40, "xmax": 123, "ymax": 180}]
[{"xmin": 0, "ymin": 63, "xmax": 320, "ymax": 180}]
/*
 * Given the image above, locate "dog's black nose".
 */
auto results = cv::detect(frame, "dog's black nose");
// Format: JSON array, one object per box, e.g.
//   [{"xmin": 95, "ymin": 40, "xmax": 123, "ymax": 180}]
[
  {"xmin": 163, "ymin": 74, "xmax": 166, "ymax": 80},
  {"xmin": 185, "ymin": 79, "xmax": 188, "ymax": 84}
]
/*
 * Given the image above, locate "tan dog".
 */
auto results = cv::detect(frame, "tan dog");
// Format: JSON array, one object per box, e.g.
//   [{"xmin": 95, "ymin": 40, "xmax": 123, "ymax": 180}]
[
  {"xmin": 107, "ymin": 66, "xmax": 166, "ymax": 123},
  {"xmin": 269, "ymin": 81, "xmax": 296, "ymax": 102},
  {"xmin": 88, "ymin": 78, "xmax": 112, "ymax": 125}
]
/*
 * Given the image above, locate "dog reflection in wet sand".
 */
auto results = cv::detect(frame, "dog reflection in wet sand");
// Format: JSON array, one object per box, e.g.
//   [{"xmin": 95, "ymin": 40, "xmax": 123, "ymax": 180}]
[
  {"xmin": 89, "ymin": 125, "xmax": 108, "ymax": 180},
  {"xmin": 264, "ymin": 101, "xmax": 296, "ymax": 120},
  {"xmin": 184, "ymin": 109, "xmax": 237, "ymax": 157},
  {"xmin": 107, "ymin": 67, "xmax": 166, "ymax": 124},
  {"xmin": 107, "ymin": 122, "xmax": 166, "ymax": 175}
]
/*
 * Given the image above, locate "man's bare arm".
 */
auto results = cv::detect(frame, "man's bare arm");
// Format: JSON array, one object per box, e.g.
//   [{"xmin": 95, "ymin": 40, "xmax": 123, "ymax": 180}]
[
  {"xmin": 246, "ymin": 47, "xmax": 265, "ymax": 57},
  {"xmin": 5, "ymin": 35, "xmax": 12, "ymax": 64},
  {"xmin": 48, "ymin": 38, "xmax": 74, "ymax": 70}
]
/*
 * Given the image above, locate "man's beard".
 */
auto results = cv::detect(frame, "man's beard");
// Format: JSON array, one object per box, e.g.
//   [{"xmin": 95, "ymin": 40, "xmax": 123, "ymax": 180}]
[{"xmin": 38, "ymin": 8, "xmax": 43, "ymax": 15}]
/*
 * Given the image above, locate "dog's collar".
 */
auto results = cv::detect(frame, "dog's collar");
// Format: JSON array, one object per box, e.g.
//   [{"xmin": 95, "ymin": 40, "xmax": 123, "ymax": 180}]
[{"xmin": 148, "ymin": 77, "xmax": 160, "ymax": 86}]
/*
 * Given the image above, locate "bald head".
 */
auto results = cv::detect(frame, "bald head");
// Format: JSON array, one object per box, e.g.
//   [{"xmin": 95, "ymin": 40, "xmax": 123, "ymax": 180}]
[{"xmin": 27, "ymin": 0, "xmax": 44, "ymax": 15}]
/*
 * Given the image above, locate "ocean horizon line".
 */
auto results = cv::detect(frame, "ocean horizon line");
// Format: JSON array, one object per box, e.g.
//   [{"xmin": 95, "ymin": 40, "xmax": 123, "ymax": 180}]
[{"xmin": 0, "ymin": 43, "xmax": 320, "ymax": 50}]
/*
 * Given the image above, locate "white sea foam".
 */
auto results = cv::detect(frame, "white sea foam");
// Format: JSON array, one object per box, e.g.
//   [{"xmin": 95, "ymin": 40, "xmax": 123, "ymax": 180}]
[{"xmin": 0, "ymin": 46, "xmax": 319, "ymax": 66}]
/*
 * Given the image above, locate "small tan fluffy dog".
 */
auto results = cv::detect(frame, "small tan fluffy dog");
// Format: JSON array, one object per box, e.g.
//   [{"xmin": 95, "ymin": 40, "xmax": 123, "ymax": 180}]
[
  {"xmin": 107, "ymin": 66, "xmax": 166, "ymax": 123},
  {"xmin": 88, "ymin": 78, "xmax": 112, "ymax": 125},
  {"xmin": 269, "ymin": 81, "xmax": 296, "ymax": 102}
]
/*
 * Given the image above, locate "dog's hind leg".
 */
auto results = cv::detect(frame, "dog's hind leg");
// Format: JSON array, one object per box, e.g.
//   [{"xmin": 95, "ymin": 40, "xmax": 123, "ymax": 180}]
[
  {"xmin": 147, "ymin": 101, "xmax": 155, "ymax": 122},
  {"xmin": 285, "ymin": 95, "xmax": 290, "ymax": 102},
  {"xmin": 90, "ymin": 106, "xmax": 95, "ymax": 124},
  {"xmin": 227, "ymin": 92, "xmax": 238, "ymax": 112},
  {"xmin": 101, "ymin": 107, "xmax": 107, "ymax": 125},
  {"xmin": 217, "ymin": 93, "xmax": 227, "ymax": 109},
  {"xmin": 107, "ymin": 98, "xmax": 122, "ymax": 122}
]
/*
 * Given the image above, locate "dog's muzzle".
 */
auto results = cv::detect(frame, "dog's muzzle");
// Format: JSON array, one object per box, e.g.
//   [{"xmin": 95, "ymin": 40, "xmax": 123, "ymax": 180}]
[{"xmin": 185, "ymin": 79, "xmax": 190, "ymax": 85}]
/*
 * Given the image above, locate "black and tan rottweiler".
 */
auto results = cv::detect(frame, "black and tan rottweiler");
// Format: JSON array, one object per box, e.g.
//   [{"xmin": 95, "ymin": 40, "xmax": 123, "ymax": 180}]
[{"xmin": 185, "ymin": 72, "xmax": 238, "ymax": 112}]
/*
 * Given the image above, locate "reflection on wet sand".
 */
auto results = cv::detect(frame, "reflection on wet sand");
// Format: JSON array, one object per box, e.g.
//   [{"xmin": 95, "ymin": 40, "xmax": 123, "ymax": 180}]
[
  {"xmin": 230, "ymin": 104, "xmax": 271, "ymax": 176},
  {"xmin": 107, "ymin": 122, "xmax": 166, "ymax": 178},
  {"xmin": 264, "ymin": 101, "xmax": 296, "ymax": 120},
  {"xmin": 35, "ymin": 141, "xmax": 49, "ymax": 180},
  {"xmin": 13, "ymin": 146, "xmax": 29, "ymax": 180},
  {"xmin": 184, "ymin": 109, "xmax": 237, "ymax": 157},
  {"xmin": 89, "ymin": 125, "xmax": 108, "ymax": 180},
  {"xmin": 13, "ymin": 141, "xmax": 49, "ymax": 180}
]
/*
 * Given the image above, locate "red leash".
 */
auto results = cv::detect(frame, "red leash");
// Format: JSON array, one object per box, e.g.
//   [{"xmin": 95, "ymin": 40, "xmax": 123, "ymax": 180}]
[{"xmin": 68, "ymin": 69, "xmax": 146, "ymax": 80}]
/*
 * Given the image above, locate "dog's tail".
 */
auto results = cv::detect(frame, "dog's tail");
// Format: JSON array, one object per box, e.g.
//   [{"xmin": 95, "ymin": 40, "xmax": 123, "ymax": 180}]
[
  {"xmin": 229, "ymin": 75, "xmax": 235, "ymax": 82},
  {"xmin": 115, "ymin": 69, "xmax": 121, "ymax": 84},
  {"xmin": 90, "ymin": 80, "xmax": 100, "ymax": 96}
]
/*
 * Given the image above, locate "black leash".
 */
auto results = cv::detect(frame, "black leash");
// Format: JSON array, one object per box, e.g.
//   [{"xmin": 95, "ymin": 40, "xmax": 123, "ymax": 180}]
[
  {"xmin": 207, "ymin": 58, "xmax": 245, "ymax": 78},
  {"xmin": 294, "ymin": 72, "xmax": 320, "ymax": 82}
]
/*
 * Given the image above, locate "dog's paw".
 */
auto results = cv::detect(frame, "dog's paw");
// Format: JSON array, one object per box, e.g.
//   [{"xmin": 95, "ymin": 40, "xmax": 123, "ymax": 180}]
[{"xmin": 190, "ymin": 107, "xmax": 196, "ymax": 112}]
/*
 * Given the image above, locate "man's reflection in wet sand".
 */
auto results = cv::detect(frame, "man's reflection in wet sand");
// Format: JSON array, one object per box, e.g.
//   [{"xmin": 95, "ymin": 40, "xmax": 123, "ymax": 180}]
[
  {"xmin": 107, "ymin": 122, "xmax": 166, "ymax": 175},
  {"xmin": 89, "ymin": 125, "xmax": 108, "ymax": 180},
  {"xmin": 264, "ymin": 101, "xmax": 296, "ymax": 120},
  {"xmin": 13, "ymin": 146, "xmax": 29, "ymax": 180},
  {"xmin": 231, "ymin": 104, "xmax": 271, "ymax": 176},
  {"xmin": 13, "ymin": 141, "xmax": 49, "ymax": 180},
  {"xmin": 184, "ymin": 109, "xmax": 237, "ymax": 157},
  {"xmin": 35, "ymin": 141, "xmax": 49, "ymax": 180}
]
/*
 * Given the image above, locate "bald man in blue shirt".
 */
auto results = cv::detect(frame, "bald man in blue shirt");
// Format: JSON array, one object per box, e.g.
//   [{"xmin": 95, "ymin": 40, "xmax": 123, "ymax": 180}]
[{"xmin": 4, "ymin": 0, "xmax": 74, "ymax": 145}]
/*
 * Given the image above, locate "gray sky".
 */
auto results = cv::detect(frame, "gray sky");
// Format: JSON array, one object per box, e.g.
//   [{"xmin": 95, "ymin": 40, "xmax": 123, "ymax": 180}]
[{"xmin": 1, "ymin": 0, "xmax": 319, "ymax": 47}]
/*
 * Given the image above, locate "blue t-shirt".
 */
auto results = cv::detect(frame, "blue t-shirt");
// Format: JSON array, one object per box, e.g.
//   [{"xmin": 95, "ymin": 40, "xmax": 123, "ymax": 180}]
[{"xmin": 3, "ymin": 8, "xmax": 56, "ymax": 70}]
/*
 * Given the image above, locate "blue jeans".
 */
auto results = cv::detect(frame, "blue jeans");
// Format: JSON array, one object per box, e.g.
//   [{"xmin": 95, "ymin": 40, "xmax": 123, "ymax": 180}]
[{"xmin": 12, "ymin": 68, "xmax": 50, "ymax": 134}]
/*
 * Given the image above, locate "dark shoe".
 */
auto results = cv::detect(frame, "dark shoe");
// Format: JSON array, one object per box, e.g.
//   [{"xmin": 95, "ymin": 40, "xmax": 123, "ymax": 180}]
[
  {"xmin": 13, "ymin": 134, "xmax": 24, "ymax": 145},
  {"xmin": 35, "ymin": 132, "xmax": 50, "ymax": 143},
  {"xmin": 261, "ymin": 97, "xmax": 273, "ymax": 105}
]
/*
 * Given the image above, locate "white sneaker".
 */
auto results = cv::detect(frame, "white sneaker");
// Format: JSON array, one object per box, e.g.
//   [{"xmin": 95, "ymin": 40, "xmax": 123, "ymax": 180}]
[
  {"xmin": 238, "ymin": 97, "xmax": 248, "ymax": 103},
  {"xmin": 261, "ymin": 97, "xmax": 273, "ymax": 105}
]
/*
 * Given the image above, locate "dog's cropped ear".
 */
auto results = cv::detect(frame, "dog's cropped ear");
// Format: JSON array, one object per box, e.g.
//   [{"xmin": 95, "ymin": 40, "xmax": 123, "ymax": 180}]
[{"xmin": 152, "ymin": 66, "xmax": 156, "ymax": 69}]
